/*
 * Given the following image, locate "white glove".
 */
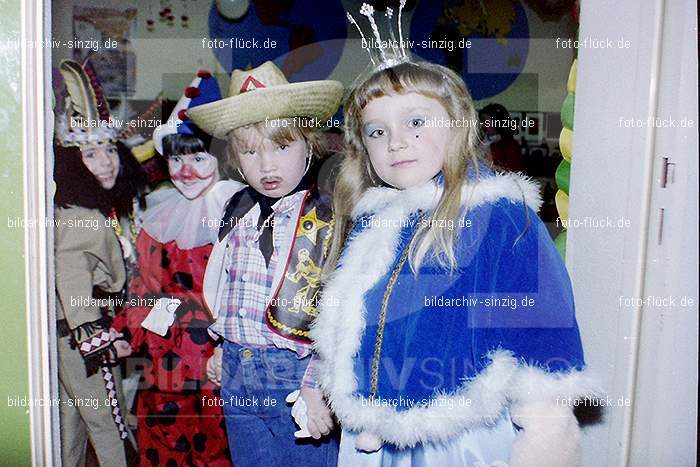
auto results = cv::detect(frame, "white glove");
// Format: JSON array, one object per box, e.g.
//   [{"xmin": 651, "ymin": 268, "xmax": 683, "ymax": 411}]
[
  {"xmin": 140, "ymin": 297, "xmax": 181, "ymax": 336},
  {"xmin": 286, "ymin": 389, "xmax": 312, "ymax": 438}
]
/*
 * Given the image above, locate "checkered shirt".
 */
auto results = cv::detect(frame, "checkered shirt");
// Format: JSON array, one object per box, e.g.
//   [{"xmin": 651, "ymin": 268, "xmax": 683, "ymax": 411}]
[{"xmin": 209, "ymin": 190, "xmax": 318, "ymax": 388}]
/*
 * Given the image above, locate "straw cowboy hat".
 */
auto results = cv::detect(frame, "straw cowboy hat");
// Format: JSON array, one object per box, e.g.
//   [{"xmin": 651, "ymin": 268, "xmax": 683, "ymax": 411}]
[{"xmin": 186, "ymin": 61, "xmax": 344, "ymax": 139}]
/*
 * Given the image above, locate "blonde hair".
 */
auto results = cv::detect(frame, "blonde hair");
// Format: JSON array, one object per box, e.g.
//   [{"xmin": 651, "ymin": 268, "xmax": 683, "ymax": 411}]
[
  {"xmin": 226, "ymin": 118, "xmax": 325, "ymax": 168},
  {"xmin": 325, "ymin": 62, "xmax": 486, "ymax": 276}
]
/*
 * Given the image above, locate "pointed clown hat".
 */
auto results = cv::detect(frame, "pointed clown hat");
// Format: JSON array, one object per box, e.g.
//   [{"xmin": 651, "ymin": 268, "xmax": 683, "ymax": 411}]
[
  {"xmin": 55, "ymin": 59, "xmax": 120, "ymax": 147},
  {"xmin": 186, "ymin": 61, "xmax": 344, "ymax": 139},
  {"xmin": 152, "ymin": 69, "xmax": 223, "ymax": 155}
]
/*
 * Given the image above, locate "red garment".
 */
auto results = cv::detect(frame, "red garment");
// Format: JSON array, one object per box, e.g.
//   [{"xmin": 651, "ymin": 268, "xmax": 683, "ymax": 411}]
[
  {"xmin": 113, "ymin": 230, "xmax": 231, "ymax": 466},
  {"xmin": 137, "ymin": 388, "xmax": 230, "ymax": 467},
  {"xmin": 114, "ymin": 230, "xmax": 215, "ymax": 392}
]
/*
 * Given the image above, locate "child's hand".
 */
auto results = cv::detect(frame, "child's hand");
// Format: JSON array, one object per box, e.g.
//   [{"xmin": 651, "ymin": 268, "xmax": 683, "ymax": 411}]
[
  {"xmin": 109, "ymin": 328, "xmax": 132, "ymax": 359},
  {"xmin": 113, "ymin": 340, "xmax": 132, "ymax": 359},
  {"xmin": 108, "ymin": 327, "xmax": 121, "ymax": 341},
  {"xmin": 206, "ymin": 346, "xmax": 223, "ymax": 387},
  {"xmin": 299, "ymin": 387, "xmax": 334, "ymax": 439}
]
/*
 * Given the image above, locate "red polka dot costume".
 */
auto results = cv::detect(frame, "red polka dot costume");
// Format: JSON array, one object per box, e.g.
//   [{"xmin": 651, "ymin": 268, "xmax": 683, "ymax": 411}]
[{"xmin": 113, "ymin": 180, "xmax": 242, "ymax": 466}]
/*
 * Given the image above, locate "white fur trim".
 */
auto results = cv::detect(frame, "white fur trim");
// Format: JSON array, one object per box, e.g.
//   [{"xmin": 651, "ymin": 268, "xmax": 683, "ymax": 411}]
[
  {"xmin": 509, "ymin": 363, "xmax": 604, "ymax": 407},
  {"xmin": 312, "ymin": 172, "xmax": 598, "ymax": 448},
  {"xmin": 351, "ymin": 171, "xmax": 543, "ymax": 219}
]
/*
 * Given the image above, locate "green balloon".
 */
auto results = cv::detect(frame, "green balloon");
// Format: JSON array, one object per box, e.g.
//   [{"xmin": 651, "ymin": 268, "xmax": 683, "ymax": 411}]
[
  {"xmin": 554, "ymin": 230, "xmax": 567, "ymax": 259},
  {"xmin": 561, "ymin": 94, "xmax": 575, "ymax": 130},
  {"xmin": 556, "ymin": 159, "xmax": 571, "ymax": 195}
]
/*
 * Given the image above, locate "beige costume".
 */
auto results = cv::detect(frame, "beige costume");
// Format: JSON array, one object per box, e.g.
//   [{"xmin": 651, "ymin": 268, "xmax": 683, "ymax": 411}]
[{"xmin": 55, "ymin": 206, "xmax": 130, "ymax": 467}]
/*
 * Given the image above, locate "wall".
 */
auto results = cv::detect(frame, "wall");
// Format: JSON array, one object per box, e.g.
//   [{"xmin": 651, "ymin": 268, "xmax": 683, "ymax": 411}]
[
  {"xmin": 51, "ymin": 0, "xmax": 576, "ymax": 112},
  {"xmin": 0, "ymin": 0, "xmax": 33, "ymax": 464}
]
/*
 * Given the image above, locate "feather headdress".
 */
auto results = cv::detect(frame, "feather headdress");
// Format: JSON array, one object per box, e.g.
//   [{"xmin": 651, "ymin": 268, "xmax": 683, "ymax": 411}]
[{"xmin": 55, "ymin": 59, "xmax": 120, "ymax": 147}]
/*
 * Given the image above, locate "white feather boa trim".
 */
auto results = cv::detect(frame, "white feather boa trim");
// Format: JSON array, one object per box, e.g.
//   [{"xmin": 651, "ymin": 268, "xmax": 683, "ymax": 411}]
[{"xmin": 311, "ymin": 172, "xmax": 602, "ymax": 448}]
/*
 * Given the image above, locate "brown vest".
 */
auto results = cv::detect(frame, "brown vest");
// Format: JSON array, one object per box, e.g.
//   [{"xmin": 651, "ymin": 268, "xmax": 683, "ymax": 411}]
[{"xmin": 265, "ymin": 189, "xmax": 333, "ymax": 343}]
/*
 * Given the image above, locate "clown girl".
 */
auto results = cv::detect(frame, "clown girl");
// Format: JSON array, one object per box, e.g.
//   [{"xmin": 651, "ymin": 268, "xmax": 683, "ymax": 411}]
[
  {"xmin": 111, "ymin": 70, "xmax": 238, "ymax": 467},
  {"xmin": 53, "ymin": 59, "xmax": 146, "ymax": 467},
  {"xmin": 311, "ymin": 9, "xmax": 600, "ymax": 466}
]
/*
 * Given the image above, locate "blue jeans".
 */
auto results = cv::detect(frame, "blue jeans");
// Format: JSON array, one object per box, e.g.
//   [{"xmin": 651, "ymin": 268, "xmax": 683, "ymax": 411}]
[{"xmin": 220, "ymin": 341, "xmax": 338, "ymax": 467}]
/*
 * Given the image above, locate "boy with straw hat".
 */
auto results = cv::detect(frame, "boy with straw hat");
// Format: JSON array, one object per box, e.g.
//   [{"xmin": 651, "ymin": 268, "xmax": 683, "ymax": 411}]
[{"xmin": 187, "ymin": 61, "xmax": 343, "ymax": 467}]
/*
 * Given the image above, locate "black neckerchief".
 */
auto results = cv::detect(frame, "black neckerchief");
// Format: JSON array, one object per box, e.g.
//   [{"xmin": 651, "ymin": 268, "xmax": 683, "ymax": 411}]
[{"xmin": 218, "ymin": 174, "xmax": 312, "ymax": 267}]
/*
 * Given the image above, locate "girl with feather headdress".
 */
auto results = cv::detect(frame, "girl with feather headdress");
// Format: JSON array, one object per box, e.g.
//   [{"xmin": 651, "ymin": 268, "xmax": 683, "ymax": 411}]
[{"xmin": 53, "ymin": 58, "xmax": 145, "ymax": 467}]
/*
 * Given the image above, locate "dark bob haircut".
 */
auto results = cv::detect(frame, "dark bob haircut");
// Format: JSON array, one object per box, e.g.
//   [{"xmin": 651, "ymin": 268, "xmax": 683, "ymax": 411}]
[
  {"xmin": 161, "ymin": 132, "xmax": 210, "ymax": 158},
  {"xmin": 160, "ymin": 133, "xmax": 232, "ymax": 179},
  {"xmin": 53, "ymin": 141, "xmax": 147, "ymax": 218}
]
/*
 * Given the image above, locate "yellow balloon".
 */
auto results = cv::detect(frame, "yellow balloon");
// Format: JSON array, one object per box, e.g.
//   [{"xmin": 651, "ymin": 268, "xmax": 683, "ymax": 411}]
[
  {"xmin": 567, "ymin": 59, "xmax": 577, "ymax": 94},
  {"xmin": 555, "ymin": 189, "xmax": 569, "ymax": 221},
  {"xmin": 560, "ymin": 127, "xmax": 573, "ymax": 162},
  {"xmin": 132, "ymin": 140, "xmax": 156, "ymax": 163}
]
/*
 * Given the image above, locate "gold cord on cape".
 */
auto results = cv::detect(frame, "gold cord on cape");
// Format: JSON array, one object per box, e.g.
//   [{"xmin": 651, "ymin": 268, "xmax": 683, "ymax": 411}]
[{"xmin": 369, "ymin": 212, "xmax": 425, "ymax": 398}]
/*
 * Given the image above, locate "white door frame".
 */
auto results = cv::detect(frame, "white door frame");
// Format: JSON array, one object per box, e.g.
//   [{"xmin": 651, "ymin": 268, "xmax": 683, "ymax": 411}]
[
  {"xmin": 570, "ymin": 0, "xmax": 698, "ymax": 465},
  {"xmin": 21, "ymin": 0, "xmax": 698, "ymax": 465},
  {"xmin": 21, "ymin": 0, "xmax": 59, "ymax": 465}
]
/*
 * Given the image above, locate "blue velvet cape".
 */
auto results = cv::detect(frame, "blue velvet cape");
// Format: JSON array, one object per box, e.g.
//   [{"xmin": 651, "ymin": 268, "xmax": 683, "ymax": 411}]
[{"xmin": 312, "ymin": 172, "xmax": 600, "ymax": 448}]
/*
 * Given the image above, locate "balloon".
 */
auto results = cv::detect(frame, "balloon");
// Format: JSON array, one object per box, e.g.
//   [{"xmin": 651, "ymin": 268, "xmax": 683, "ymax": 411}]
[
  {"xmin": 554, "ymin": 230, "xmax": 567, "ymax": 259},
  {"xmin": 555, "ymin": 159, "xmax": 571, "ymax": 195},
  {"xmin": 561, "ymin": 93, "xmax": 575, "ymax": 130},
  {"xmin": 555, "ymin": 189, "xmax": 569, "ymax": 222},
  {"xmin": 216, "ymin": 0, "xmax": 250, "ymax": 20},
  {"xmin": 556, "ymin": 59, "xmax": 576, "ymax": 261},
  {"xmin": 567, "ymin": 59, "xmax": 577, "ymax": 94},
  {"xmin": 131, "ymin": 140, "xmax": 155, "ymax": 163},
  {"xmin": 559, "ymin": 127, "xmax": 573, "ymax": 162}
]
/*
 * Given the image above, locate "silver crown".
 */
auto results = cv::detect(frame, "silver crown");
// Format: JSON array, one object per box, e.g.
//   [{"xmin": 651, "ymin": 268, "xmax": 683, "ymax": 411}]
[{"xmin": 347, "ymin": 1, "xmax": 410, "ymax": 71}]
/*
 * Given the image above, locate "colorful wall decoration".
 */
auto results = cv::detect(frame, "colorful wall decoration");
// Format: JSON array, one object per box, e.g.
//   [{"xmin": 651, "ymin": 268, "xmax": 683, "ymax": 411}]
[
  {"xmin": 408, "ymin": 0, "xmax": 530, "ymax": 100},
  {"xmin": 208, "ymin": 0, "xmax": 347, "ymax": 81},
  {"xmin": 72, "ymin": 6, "xmax": 137, "ymax": 96}
]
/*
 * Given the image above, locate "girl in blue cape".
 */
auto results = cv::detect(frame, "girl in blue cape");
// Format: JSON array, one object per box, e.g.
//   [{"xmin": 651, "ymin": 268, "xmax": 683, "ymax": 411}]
[{"xmin": 311, "ymin": 61, "xmax": 600, "ymax": 466}]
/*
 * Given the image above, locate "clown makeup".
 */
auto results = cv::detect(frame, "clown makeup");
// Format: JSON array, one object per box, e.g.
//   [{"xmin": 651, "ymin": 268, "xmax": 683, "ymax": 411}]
[
  {"xmin": 361, "ymin": 92, "xmax": 452, "ymax": 189},
  {"xmin": 168, "ymin": 152, "xmax": 220, "ymax": 199},
  {"xmin": 80, "ymin": 144, "xmax": 120, "ymax": 190}
]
